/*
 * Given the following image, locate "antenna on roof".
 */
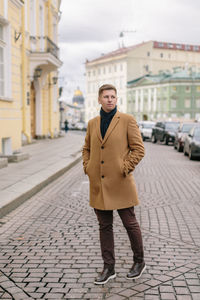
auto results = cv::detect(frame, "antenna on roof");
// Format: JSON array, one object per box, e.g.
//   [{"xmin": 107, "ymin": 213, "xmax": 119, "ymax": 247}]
[{"xmin": 119, "ymin": 30, "xmax": 136, "ymax": 48}]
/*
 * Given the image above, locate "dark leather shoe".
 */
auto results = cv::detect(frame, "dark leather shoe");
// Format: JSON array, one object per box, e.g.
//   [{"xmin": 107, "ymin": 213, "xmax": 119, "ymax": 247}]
[
  {"xmin": 94, "ymin": 266, "xmax": 116, "ymax": 285},
  {"xmin": 126, "ymin": 261, "xmax": 146, "ymax": 279}
]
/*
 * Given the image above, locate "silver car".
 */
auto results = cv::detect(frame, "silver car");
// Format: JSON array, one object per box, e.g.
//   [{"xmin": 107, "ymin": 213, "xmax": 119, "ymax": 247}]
[
  {"xmin": 184, "ymin": 125, "xmax": 200, "ymax": 160},
  {"xmin": 139, "ymin": 121, "xmax": 155, "ymax": 141}
]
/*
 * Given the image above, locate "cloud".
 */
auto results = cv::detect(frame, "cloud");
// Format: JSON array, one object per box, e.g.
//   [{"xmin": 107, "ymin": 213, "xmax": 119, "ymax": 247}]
[
  {"xmin": 59, "ymin": 0, "xmax": 135, "ymax": 43},
  {"xmin": 58, "ymin": 0, "xmax": 200, "ymax": 100}
]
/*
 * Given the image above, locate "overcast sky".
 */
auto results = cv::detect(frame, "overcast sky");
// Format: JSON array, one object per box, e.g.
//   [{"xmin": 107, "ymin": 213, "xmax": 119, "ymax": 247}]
[{"xmin": 58, "ymin": 0, "xmax": 200, "ymax": 102}]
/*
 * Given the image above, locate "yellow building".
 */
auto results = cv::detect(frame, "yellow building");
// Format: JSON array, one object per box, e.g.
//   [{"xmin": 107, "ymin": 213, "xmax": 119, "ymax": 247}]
[{"xmin": 0, "ymin": 0, "xmax": 62, "ymax": 156}]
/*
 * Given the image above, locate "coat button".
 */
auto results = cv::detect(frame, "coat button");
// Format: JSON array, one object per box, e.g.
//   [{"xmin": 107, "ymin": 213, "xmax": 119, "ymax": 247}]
[
  {"xmin": 101, "ymin": 161, "xmax": 104, "ymax": 164},
  {"xmin": 101, "ymin": 175, "xmax": 104, "ymax": 178},
  {"xmin": 101, "ymin": 146, "xmax": 104, "ymax": 149}
]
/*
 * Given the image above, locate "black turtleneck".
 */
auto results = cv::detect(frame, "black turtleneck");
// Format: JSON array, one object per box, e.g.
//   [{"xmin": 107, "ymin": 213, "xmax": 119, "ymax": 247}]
[{"xmin": 100, "ymin": 106, "xmax": 117, "ymax": 139}]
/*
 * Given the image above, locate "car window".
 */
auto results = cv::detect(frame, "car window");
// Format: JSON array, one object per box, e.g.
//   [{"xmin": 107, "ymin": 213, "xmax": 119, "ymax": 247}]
[
  {"xmin": 182, "ymin": 124, "xmax": 196, "ymax": 133},
  {"xmin": 165, "ymin": 123, "xmax": 179, "ymax": 130},
  {"xmin": 194, "ymin": 127, "xmax": 200, "ymax": 137},
  {"xmin": 143, "ymin": 123, "xmax": 155, "ymax": 129}
]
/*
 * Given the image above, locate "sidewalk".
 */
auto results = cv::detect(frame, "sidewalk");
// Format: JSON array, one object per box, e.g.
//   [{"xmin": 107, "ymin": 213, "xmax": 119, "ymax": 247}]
[{"xmin": 0, "ymin": 131, "xmax": 85, "ymax": 218}]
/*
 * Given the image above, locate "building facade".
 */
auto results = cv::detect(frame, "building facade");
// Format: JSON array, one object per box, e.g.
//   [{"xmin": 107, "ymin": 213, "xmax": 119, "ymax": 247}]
[
  {"xmin": 127, "ymin": 68, "xmax": 200, "ymax": 122},
  {"xmin": 0, "ymin": 0, "xmax": 62, "ymax": 156},
  {"xmin": 85, "ymin": 40, "xmax": 200, "ymax": 123}
]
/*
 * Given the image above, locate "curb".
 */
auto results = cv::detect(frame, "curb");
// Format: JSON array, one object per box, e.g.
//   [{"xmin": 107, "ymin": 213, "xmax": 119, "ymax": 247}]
[{"xmin": 0, "ymin": 155, "xmax": 82, "ymax": 219}]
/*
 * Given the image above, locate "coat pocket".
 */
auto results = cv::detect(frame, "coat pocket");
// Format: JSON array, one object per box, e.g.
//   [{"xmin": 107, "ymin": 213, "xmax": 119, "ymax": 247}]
[{"xmin": 85, "ymin": 161, "xmax": 90, "ymax": 175}]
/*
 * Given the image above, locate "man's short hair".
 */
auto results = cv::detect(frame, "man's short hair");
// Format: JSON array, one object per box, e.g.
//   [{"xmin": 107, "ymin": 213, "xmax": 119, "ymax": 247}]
[{"xmin": 98, "ymin": 84, "xmax": 117, "ymax": 97}]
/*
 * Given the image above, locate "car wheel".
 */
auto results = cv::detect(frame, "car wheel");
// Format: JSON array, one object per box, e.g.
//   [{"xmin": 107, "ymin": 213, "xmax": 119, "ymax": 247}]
[
  {"xmin": 189, "ymin": 148, "xmax": 194, "ymax": 160},
  {"xmin": 164, "ymin": 136, "xmax": 168, "ymax": 145},
  {"xmin": 183, "ymin": 145, "xmax": 188, "ymax": 156},
  {"xmin": 151, "ymin": 135, "xmax": 157, "ymax": 143},
  {"xmin": 174, "ymin": 142, "xmax": 177, "ymax": 150},
  {"xmin": 177, "ymin": 142, "xmax": 182, "ymax": 152}
]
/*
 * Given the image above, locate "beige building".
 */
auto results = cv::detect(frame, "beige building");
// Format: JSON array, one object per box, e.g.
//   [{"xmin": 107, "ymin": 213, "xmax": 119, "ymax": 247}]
[
  {"xmin": 0, "ymin": 0, "xmax": 62, "ymax": 159},
  {"xmin": 85, "ymin": 40, "xmax": 200, "ymax": 123}
]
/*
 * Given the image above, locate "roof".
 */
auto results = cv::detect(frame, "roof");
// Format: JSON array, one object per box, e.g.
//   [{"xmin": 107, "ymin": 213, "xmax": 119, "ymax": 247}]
[
  {"xmin": 86, "ymin": 41, "xmax": 150, "ymax": 64},
  {"xmin": 86, "ymin": 40, "xmax": 200, "ymax": 65},
  {"xmin": 128, "ymin": 69, "xmax": 200, "ymax": 87}
]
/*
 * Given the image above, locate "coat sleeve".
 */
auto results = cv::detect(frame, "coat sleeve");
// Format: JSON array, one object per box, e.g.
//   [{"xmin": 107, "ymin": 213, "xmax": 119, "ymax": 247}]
[
  {"xmin": 123, "ymin": 116, "xmax": 145, "ymax": 176},
  {"xmin": 82, "ymin": 121, "xmax": 90, "ymax": 174}
]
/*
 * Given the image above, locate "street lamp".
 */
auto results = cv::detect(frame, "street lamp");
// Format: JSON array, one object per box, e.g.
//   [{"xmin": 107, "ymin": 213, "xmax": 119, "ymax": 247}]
[
  {"xmin": 49, "ymin": 76, "xmax": 58, "ymax": 85},
  {"xmin": 34, "ymin": 67, "xmax": 42, "ymax": 79}
]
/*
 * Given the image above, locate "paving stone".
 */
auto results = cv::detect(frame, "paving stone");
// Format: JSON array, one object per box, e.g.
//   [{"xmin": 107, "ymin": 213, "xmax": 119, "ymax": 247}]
[{"xmin": 0, "ymin": 143, "xmax": 200, "ymax": 299}]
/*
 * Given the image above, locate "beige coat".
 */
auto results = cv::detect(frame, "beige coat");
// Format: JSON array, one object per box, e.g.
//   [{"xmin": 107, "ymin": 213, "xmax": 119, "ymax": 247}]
[{"xmin": 82, "ymin": 111, "xmax": 145, "ymax": 210}]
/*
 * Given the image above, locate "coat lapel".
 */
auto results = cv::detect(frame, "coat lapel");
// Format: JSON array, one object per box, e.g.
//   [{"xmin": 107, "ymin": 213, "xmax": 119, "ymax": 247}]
[
  {"xmin": 96, "ymin": 116, "xmax": 103, "ymax": 142},
  {"xmin": 102, "ymin": 111, "xmax": 120, "ymax": 145}
]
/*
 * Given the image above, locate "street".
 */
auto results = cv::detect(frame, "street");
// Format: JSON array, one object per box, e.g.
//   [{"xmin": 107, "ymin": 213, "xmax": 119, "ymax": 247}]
[{"xmin": 0, "ymin": 141, "xmax": 200, "ymax": 300}]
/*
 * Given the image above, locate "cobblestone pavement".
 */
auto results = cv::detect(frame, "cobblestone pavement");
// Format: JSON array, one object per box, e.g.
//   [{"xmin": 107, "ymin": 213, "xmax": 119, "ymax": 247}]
[{"xmin": 0, "ymin": 142, "xmax": 200, "ymax": 300}]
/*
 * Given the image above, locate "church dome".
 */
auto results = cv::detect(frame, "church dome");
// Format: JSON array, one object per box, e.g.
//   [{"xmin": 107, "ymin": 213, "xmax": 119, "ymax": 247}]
[{"xmin": 72, "ymin": 87, "xmax": 84, "ymax": 106}]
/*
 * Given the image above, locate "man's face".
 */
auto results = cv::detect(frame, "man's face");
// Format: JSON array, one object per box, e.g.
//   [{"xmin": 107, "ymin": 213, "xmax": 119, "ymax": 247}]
[{"xmin": 98, "ymin": 89, "xmax": 117, "ymax": 113}]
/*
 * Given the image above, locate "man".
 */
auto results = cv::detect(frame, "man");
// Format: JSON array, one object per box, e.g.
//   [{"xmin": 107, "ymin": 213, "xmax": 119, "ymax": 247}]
[{"xmin": 82, "ymin": 84, "xmax": 145, "ymax": 285}]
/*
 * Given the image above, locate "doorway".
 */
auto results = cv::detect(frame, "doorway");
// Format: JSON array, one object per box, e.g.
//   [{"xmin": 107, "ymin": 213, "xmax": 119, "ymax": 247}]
[{"xmin": 30, "ymin": 82, "xmax": 36, "ymax": 138}]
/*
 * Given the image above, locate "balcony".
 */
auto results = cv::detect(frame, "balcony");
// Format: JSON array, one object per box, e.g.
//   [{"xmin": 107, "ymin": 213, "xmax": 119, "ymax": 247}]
[{"xmin": 29, "ymin": 36, "xmax": 62, "ymax": 77}]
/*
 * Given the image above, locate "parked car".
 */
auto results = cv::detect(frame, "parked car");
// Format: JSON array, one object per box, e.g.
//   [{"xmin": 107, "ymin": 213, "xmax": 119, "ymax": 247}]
[
  {"xmin": 139, "ymin": 121, "xmax": 155, "ymax": 141},
  {"xmin": 174, "ymin": 122, "xmax": 196, "ymax": 152},
  {"xmin": 183, "ymin": 125, "xmax": 200, "ymax": 160},
  {"xmin": 151, "ymin": 121, "xmax": 180, "ymax": 145}
]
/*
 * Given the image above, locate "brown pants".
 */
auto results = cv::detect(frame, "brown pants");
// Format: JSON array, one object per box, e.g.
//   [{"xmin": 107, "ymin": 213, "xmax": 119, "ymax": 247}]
[{"xmin": 94, "ymin": 207, "xmax": 144, "ymax": 266}]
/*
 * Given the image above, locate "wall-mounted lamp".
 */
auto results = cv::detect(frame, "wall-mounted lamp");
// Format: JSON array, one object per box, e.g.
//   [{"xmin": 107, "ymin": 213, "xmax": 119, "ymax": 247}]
[
  {"xmin": 34, "ymin": 67, "xmax": 42, "ymax": 79},
  {"xmin": 14, "ymin": 30, "xmax": 21, "ymax": 42},
  {"xmin": 49, "ymin": 76, "xmax": 58, "ymax": 85}
]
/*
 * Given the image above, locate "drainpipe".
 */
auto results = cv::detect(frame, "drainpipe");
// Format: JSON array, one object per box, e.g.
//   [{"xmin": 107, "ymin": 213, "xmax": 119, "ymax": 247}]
[
  {"xmin": 48, "ymin": 0, "xmax": 54, "ymax": 138},
  {"xmin": 21, "ymin": 4, "xmax": 31, "ymax": 143}
]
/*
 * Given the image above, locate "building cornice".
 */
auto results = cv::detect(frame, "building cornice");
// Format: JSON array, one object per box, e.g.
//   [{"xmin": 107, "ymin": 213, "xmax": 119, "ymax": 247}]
[
  {"xmin": 9, "ymin": 0, "xmax": 24, "ymax": 8},
  {"xmin": 86, "ymin": 54, "xmax": 127, "ymax": 67}
]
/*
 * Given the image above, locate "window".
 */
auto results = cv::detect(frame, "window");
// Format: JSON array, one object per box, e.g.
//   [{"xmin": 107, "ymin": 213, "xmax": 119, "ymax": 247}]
[
  {"xmin": 120, "ymin": 78, "xmax": 122, "ymax": 89},
  {"xmin": 168, "ymin": 43, "xmax": 174, "ymax": 49},
  {"xmin": 193, "ymin": 45, "xmax": 199, "ymax": 51},
  {"xmin": 0, "ymin": 21, "xmax": 11, "ymax": 99},
  {"xmin": 185, "ymin": 86, "xmax": 190, "ymax": 92},
  {"xmin": 162, "ymin": 87, "xmax": 167, "ymax": 92},
  {"xmin": 30, "ymin": 0, "xmax": 36, "ymax": 36},
  {"xmin": 196, "ymin": 86, "xmax": 200, "ymax": 92},
  {"xmin": 185, "ymin": 45, "xmax": 191, "ymax": 51},
  {"xmin": 196, "ymin": 99, "xmax": 200, "ymax": 108},
  {"xmin": 160, "ymin": 53, "xmax": 163, "ymax": 58},
  {"xmin": 114, "ymin": 64, "xmax": 117, "ymax": 72},
  {"xmin": 88, "ymin": 71, "xmax": 90, "ymax": 77},
  {"xmin": 171, "ymin": 113, "xmax": 177, "ymax": 118},
  {"xmin": 158, "ymin": 100, "xmax": 161, "ymax": 110},
  {"xmin": 195, "ymin": 113, "xmax": 200, "ymax": 120},
  {"xmin": 185, "ymin": 99, "xmax": 190, "ymax": 108},
  {"xmin": 0, "ymin": 24, "xmax": 4, "ymax": 96},
  {"xmin": 171, "ymin": 99, "xmax": 176, "ymax": 108},
  {"xmin": 176, "ymin": 44, "xmax": 182, "ymax": 49},
  {"xmin": 163, "ymin": 100, "xmax": 167, "ymax": 110},
  {"xmin": 147, "ymin": 51, "xmax": 150, "ymax": 57},
  {"xmin": 158, "ymin": 42, "xmax": 164, "ymax": 47},
  {"xmin": 184, "ymin": 113, "xmax": 191, "ymax": 120}
]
